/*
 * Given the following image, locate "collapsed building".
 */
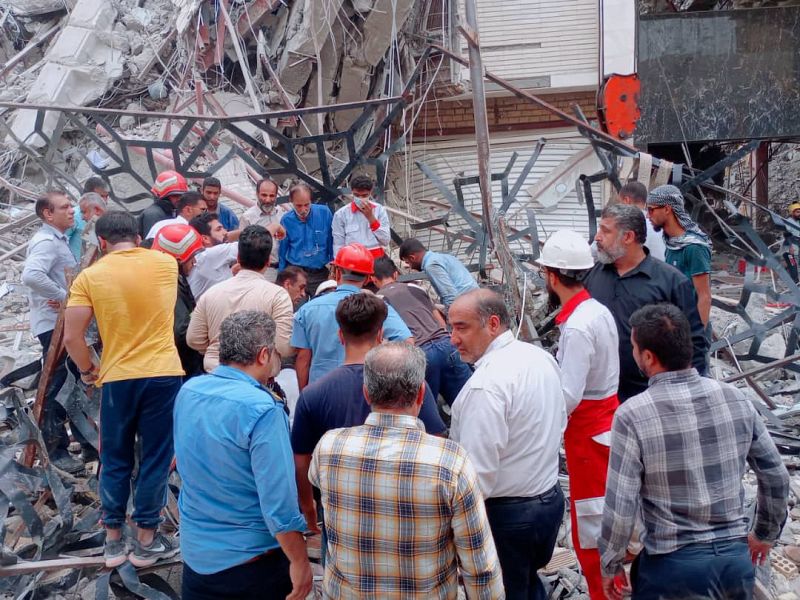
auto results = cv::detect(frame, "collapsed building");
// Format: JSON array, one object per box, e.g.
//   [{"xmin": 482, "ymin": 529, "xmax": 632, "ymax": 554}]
[{"xmin": 2, "ymin": 0, "xmax": 800, "ymax": 597}]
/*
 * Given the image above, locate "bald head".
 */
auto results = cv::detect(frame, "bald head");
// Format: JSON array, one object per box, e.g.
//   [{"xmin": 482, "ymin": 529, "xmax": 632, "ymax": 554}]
[
  {"xmin": 449, "ymin": 289, "xmax": 510, "ymax": 363},
  {"xmin": 363, "ymin": 342, "xmax": 427, "ymax": 410}
]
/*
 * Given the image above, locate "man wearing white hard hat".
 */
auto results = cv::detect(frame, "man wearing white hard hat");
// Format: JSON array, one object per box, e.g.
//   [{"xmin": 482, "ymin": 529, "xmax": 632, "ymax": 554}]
[{"xmin": 535, "ymin": 230, "xmax": 620, "ymax": 600}]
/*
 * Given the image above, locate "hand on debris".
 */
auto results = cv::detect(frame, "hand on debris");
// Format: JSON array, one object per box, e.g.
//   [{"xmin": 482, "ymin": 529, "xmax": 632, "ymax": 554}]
[
  {"xmin": 748, "ymin": 531, "xmax": 773, "ymax": 565},
  {"xmin": 286, "ymin": 557, "xmax": 313, "ymax": 600}
]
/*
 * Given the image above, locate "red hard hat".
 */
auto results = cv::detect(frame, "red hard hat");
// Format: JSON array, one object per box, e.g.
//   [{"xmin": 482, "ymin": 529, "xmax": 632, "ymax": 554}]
[
  {"xmin": 153, "ymin": 224, "xmax": 203, "ymax": 263},
  {"xmin": 332, "ymin": 243, "xmax": 374, "ymax": 275},
  {"xmin": 151, "ymin": 170, "xmax": 188, "ymax": 199}
]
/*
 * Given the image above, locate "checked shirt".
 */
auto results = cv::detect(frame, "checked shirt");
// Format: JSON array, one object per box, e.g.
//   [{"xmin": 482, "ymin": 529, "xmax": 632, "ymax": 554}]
[
  {"xmin": 599, "ymin": 368, "xmax": 789, "ymax": 577},
  {"xmin": 309, "ymin": 412, "xmax": 504, "ymax": 600}
]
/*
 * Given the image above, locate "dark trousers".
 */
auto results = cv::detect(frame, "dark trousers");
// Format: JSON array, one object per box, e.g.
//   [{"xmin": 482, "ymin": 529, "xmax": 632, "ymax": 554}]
[
  {"xmin": 485, "ymin": 484, "xmax": 565, "ymax": 600},
  {"xmin": 421, "ymin": 337, "xmax": 473, "ymax": 406},
  {"xmin": 99, "ymin": 376, "xmax": 181, "ymax": 529},
  {"xmin": 182, "ymin": 550, "xmax": 292, "ymax": 600},
  {"xmin": 634, "ymin": 538, "xmax": 754, "ymax": 600},
  {"xmin": 784, "ymin": 253, "xmax": 799, "ymax": 283}
]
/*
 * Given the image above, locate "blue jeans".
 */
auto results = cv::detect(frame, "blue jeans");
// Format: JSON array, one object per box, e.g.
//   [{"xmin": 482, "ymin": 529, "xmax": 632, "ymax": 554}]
[
  {"xmin": 634, "ymin": 538, "xmax": 754, "ymax": 599},
  {"xmin": 421, "ymin": 337, "xmax": 472, "ymax": 406},
  {"xmin": 485, "ymin": 484, "xmax": 565, "ymax": 600},
  {"xmin": 99, "ymin": 376, "xmax": 181, "ymax": 529}
]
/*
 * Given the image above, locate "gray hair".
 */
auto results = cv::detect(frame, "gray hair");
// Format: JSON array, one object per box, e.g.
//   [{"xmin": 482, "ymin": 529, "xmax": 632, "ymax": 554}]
[
  {"xmin": 363, "ymin": 342, "xmax": 427, "ymax": 409},
  {"xmin": 79, "ymin": 192, "xmax": 106, "ymax": 211},
  {"xmin": 458, "ymin": 288, "xmax": 511, "ymax": 329},
  {"xmin": 601, "ymin": 203, "xmax": 646, "ymax": 245},
  {"xmin": 219, "ymin": 311, "xmax": 276, "ymax": 366}
]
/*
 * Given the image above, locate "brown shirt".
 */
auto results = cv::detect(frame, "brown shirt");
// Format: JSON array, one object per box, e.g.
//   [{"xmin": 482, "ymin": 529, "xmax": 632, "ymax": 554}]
[{"xmin": 186, "ymin": 269, "xmax": 294, "ymax": 374}]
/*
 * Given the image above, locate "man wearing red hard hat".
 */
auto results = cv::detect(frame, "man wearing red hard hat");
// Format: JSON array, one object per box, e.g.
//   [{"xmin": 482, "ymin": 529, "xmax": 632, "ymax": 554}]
[{"xmin": 139, "ymin": 170, "xmax": 189, "ymax": 237}]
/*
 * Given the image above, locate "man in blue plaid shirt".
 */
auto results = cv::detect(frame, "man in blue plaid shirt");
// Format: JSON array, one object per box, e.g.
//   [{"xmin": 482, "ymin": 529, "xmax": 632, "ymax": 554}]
[{"xmin": 599, "ymin": 303, "xmax": 789, "ymax": 599}]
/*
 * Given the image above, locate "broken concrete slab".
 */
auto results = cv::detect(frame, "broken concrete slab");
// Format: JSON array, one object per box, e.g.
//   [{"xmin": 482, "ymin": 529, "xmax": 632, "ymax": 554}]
[
  {"xmin": 361, "ymin": 0, "xmax": 416, "ymax": 66},
  {"xmin": 332, "ymin": 54, "xmax": 372, "ymax": 132},
  {"xmin": 6, "ymin": 0, "xmax": 66, "ymax": 18}
]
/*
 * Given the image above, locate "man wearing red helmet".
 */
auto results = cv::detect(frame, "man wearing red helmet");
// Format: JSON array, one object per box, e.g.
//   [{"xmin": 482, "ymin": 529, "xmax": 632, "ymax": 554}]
[
  {"xmin": 290, "ymin": 243, "xmax": 413, "ymax": 390},
  {"xmin": 153, "ymin": 224, "xmax": 205, "ymax": 378},
  {"xmin": 139, "ymin": 170, "xmax": 189, "ymax": 237}
]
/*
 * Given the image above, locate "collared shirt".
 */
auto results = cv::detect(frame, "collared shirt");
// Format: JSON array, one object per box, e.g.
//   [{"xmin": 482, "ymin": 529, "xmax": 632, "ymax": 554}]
[
  {"xmin": 240, "ymin": 204, "xmax": 289, "ymax": 266},
  {"xmin": 214, "ymin": 202, "xmax": 240, "ymax": 232},
  {"xmin": 291, "ymin": 364, "xmax": 446, "ymax": 455},
  {"xmin": 309, "ymin": 412, "xmax": 504, "ymax": 600},
  {"xmin": 174, "ymin": 365, "xmax": 306, "ymax": 575},
  {"xmin": 599, "ymin": 369, "xmax": 789, "ymax": 577},
  {"xmin": 583, "ymin": 254, "xmax": 708, "ymax": 401},
  {"xmin": 332, "ymin": 201, "xmax": 390, "ymax": 255},
  {"xmin": 145, "ymin": 215, "xmax": 188, "ymax": 240},
  {"xmin": 186, "ymin": 269, "xmax": 294, "ymax": 374},
  {"xmin": 291, "ymin": 284, "xmax": 412, "ymax": 383},
  {"xmin": 279, "ymin": 204, "xmax": 333, "ymax": 270},
  {"xmin": 377, "ymin": 282, "xmax": 448, "ymax": 346},
  {"xmin": 22, "ymin": 224, "xmax": 78, "ymax": 337},
  {"xmin": 421, "ymin": 251, "xmax": 478, "ymax": 307},
  {"xmin": 451, "ymin": 330, "xmax": 566, "ymax": 498},
  {"xmin": 187, "ymin": 242, "xmax": 238, "ymax": 300},
  {"xmin": 555, "ymin": 290, "xmax": 619, "ymax": 414}
]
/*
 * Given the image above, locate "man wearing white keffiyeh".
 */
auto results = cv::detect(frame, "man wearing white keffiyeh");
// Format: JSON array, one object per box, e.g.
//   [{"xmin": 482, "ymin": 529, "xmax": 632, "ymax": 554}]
[{"xmin": 646, "ymin": 184, "xmax": 712, "ymax": 326}]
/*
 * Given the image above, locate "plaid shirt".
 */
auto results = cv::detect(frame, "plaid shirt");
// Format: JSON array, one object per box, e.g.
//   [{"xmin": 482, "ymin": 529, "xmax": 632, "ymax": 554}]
[
  {"xmin": 599, "ymin": 369, "xmax": 789, "ymax": 577},
  {"xmin": 309, "ymin": 412, "xmax": 504, "ymax": 600}
]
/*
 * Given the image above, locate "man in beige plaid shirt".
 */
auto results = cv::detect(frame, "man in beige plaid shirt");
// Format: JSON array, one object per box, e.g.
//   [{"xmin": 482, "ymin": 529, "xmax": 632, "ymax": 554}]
[{"xmin": 309, "ymin": 342, "xmax": 504, "ymax": 599}]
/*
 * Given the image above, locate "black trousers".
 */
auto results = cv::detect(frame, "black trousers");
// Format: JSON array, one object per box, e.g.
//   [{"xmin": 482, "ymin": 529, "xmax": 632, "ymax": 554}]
[
  {"xmin": 182, "ymin": 550, "xmax": 293, "ymax": 600},
  {"xmin": 485, "ymin": 485, "xmax": 565, "ymax": 600},
  {"xmin": 38, "ymin": 330, "xmax": 73, "ymax": 455}
]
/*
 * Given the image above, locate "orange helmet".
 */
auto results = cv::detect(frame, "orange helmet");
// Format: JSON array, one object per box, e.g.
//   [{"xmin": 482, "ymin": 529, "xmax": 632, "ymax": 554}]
[
  {"xmin": 332, "ymin": 243, "xmax": 374, "ymax": 275},
  {"xmin": 153, "ymin": 224, "xmax": 203, "ymax": 263},
  {"xmin": 151, "ymin": 170, "xmax": 188, "ymax": 199}
]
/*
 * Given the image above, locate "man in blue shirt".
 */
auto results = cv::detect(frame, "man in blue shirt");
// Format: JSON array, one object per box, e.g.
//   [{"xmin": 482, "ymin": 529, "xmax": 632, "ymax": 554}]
[
  {"xmin": 174, "ymin": 311, "xmax": 312, "ymax": 600},
  {"xmin": 279, "ymin": 183, "xmax": 333, "ymax": 296},
  {"xmin": 292, "ymin": 293, "xmax": 446, "ymax": 532},
  {"xmin": 292, "ymin": 243, "xmax": 413, "ymax": 390},
  {"xmin": 399, "ymin": 238, "xmax": 478, "ymax": 309},
  {"xmin": 201, "ymin": 176, "xmax": 240, "ymax": 232}
]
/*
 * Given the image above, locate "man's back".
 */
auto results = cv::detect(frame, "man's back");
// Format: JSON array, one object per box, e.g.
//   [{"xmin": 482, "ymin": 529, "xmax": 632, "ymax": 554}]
[
  {"xmin": 422, "ymin": 251, "xmax": 478, "ymax": 306},
  {"xmin": 378, "ymin": 282, "xmax": 447, "ymax": 346},
  {"xmin": 309, "ymin": 413, "xmax": 503, "ymax": 600},
  {"xmin": 187, "ymin": 269, "xmax": 293, "ymax": 372},
  {"xmin": 291, "ymin": 364, "xmax": 445, "ymax": 455},
  {"xmin": 68, "ymin": 247, "xmax": 183, "ymax": 383},
  {"xmin": 607, "ymin": 370, "xmax": 785, "ymax": 553},
  {"xmin": 291, "ymin": 285, "xmax": 411, "ymax": 382}
]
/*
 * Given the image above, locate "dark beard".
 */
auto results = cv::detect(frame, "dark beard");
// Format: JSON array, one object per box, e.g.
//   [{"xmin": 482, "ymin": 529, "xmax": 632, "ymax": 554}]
[
  {"xmin": 652, "ymin": 222, "xmax": 662, "ymax": 232},
  {"xmin": 547, "ymin": 290, "xmax": 561, "ymax": 312}
]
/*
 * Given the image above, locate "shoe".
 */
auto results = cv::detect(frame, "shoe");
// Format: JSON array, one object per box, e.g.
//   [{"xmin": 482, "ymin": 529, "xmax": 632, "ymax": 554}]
[
  {"xmin": 50, "ymin": 452, "xmax": 85, "ymax": 474},
  {"xmin": 129, "ymin": 532, "xmax": 179, "ymax": 567},
  {"xmin": 104, "ymin": 537, "xmax": 128, "ymax": 568}
]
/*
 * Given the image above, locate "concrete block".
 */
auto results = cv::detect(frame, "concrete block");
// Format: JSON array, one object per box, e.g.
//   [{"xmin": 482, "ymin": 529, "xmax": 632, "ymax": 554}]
[
  {"xmin": 361, "ymin": 0, "xmax": 416, "ymax": 66},
  {"xmin": 332, "ymin": 55, "xmax": 371, "ymax": 131},
  {"xmin": 773, "ymin": 550, "xmax": 800, "ymax": 579},
  {"xmin": 68, "ymin": 0, "xmax": 117, "ymax": 31},
  {"xmin": 7, "ymin": 0, "xmax": 65, "ymax": 17}
]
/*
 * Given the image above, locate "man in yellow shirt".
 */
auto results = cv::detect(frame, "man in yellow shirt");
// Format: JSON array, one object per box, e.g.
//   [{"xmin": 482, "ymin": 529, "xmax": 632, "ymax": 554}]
[{"xmin": 64, "ymin": 211, "xmax": 184, "ymax": 569}]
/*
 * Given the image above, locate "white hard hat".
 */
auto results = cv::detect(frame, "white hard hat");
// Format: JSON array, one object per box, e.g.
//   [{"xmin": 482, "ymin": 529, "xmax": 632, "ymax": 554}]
[{"xmin": 535, "ymin": 230, "xmax": 594, "ymax": 271}]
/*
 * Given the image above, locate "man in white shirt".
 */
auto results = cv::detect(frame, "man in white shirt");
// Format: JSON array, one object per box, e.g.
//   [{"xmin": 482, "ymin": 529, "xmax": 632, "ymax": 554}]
[
  {"xmin": 239, "ymin": 178, "xmax": 288, "ymax": 282},
  {"xmin": 187, "ymin": 212, "xmax": 239, "ymax": 300},
  {"xmin": 536, "ymin": 230, "xmax": 619, "ymax": 600},
  {"xmin": 331, "ymin": 175, "xmax": 390, "ymax": 258},
  {"xmin": 618, "ymin": 181, "xmax": 665, "ymax": 261},
  {"xmin": 145, "ymin": 191, "xmax": 206, "ymax": 240},
  {"xmin": 449, "ymin": 288, "xmax": 566, "ymax": 600}
]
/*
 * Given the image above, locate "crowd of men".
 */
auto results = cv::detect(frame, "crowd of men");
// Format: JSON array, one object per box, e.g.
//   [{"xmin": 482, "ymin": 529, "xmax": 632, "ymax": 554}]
[{"xmin": 19, "ymin": 173, "xmax": 791, "ymax": 600}]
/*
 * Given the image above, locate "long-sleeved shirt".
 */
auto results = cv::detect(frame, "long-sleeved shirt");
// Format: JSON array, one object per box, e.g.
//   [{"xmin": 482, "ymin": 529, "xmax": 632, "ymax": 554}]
[
  {"xmin": 186, "ymin": 269, "xmax": 294, "ymax": 374},
  {"xmin": 22, "ymin": 224, "xmax": 77, "ymax": 337},
  {"xmin": 309, "ymin": 412, "xmax": 504, "ymax": 600},
  {"xmin": 451, "ymin": 330, "xmax": 566, "ymax": 498},
  {"xmin": 187, "ymin": 242, "xmax": 238, "ymax": 300},
  {"xmin": 599, "ymin": 369, "xmax": 790, "ymax": 577},
  {"xmin": 239, "ymin": 204, "xmax": 289, "ymax": 266},
  {"xmin": 278, "ymin": 204, "xmax": 333, "ymax": 270},
  {"xmin": 555, "ymin": 290, "xmax": 619, "ymax": 414},
  {"xmin": 583, "ymin": 254, "xmax": 708, "ymax": 401},
  {"xmin": 65, "ymin": 207, "xmax": 85, "ymax": 261},
  {"xmin": 290, "ymin": 284, "xmax": 412, "ymax": 383},
  {"xmin": 174, "ymin": 365, "xmax": 306, "ymax": 575},
  {"xmin": 421, "ymin": 250, "xmax": 478, "ymax": 307},
  {"xmin": 145, "ymin": 214, "xmax": 188, "ymax": 240},
  {"xmin": 214, "ymin": 202, "xmax": 239, "ymax": 232},
  {"xmin": 332, "ymin": 201, "xmax": 390, "ymax": 255}
]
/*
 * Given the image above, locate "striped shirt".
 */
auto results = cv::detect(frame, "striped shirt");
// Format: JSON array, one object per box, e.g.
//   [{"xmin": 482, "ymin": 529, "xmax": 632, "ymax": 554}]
[
  {"xmin": 309, "ymin": 412, "xmax": 504, "ymax": 600},
  {"xmin": 599, "ymin": 369, "xmax": 790, "ymax": 577}
]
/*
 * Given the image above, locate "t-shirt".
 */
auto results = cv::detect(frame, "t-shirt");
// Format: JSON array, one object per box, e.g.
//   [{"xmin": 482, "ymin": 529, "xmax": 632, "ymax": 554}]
[
  {"xmin": 68, "ymin": 247, "xmax": 184, "ymax": 384},
  {"xmin": 291, "ymin": 363, "xmax": 446, "ymax": 454},
  {"xmin": 665, "ymin": 243, "xmax": 711, "ymax": 281},
  {"xmin": 378, "ymin": 282, "xmax": 448, "ymax": 347}
]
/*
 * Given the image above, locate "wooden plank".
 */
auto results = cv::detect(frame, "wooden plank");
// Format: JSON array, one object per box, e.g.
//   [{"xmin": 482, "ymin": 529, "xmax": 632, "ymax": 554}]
[{"xmin": 0, "ymin": 556, "xmax": 105, "ymax": 576}]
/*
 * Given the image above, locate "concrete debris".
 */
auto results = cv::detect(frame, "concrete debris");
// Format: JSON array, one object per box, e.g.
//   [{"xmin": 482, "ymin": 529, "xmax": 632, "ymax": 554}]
[{"xmin": 6, "ymin": 0, "xmax": 66, "ymax": 18}]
